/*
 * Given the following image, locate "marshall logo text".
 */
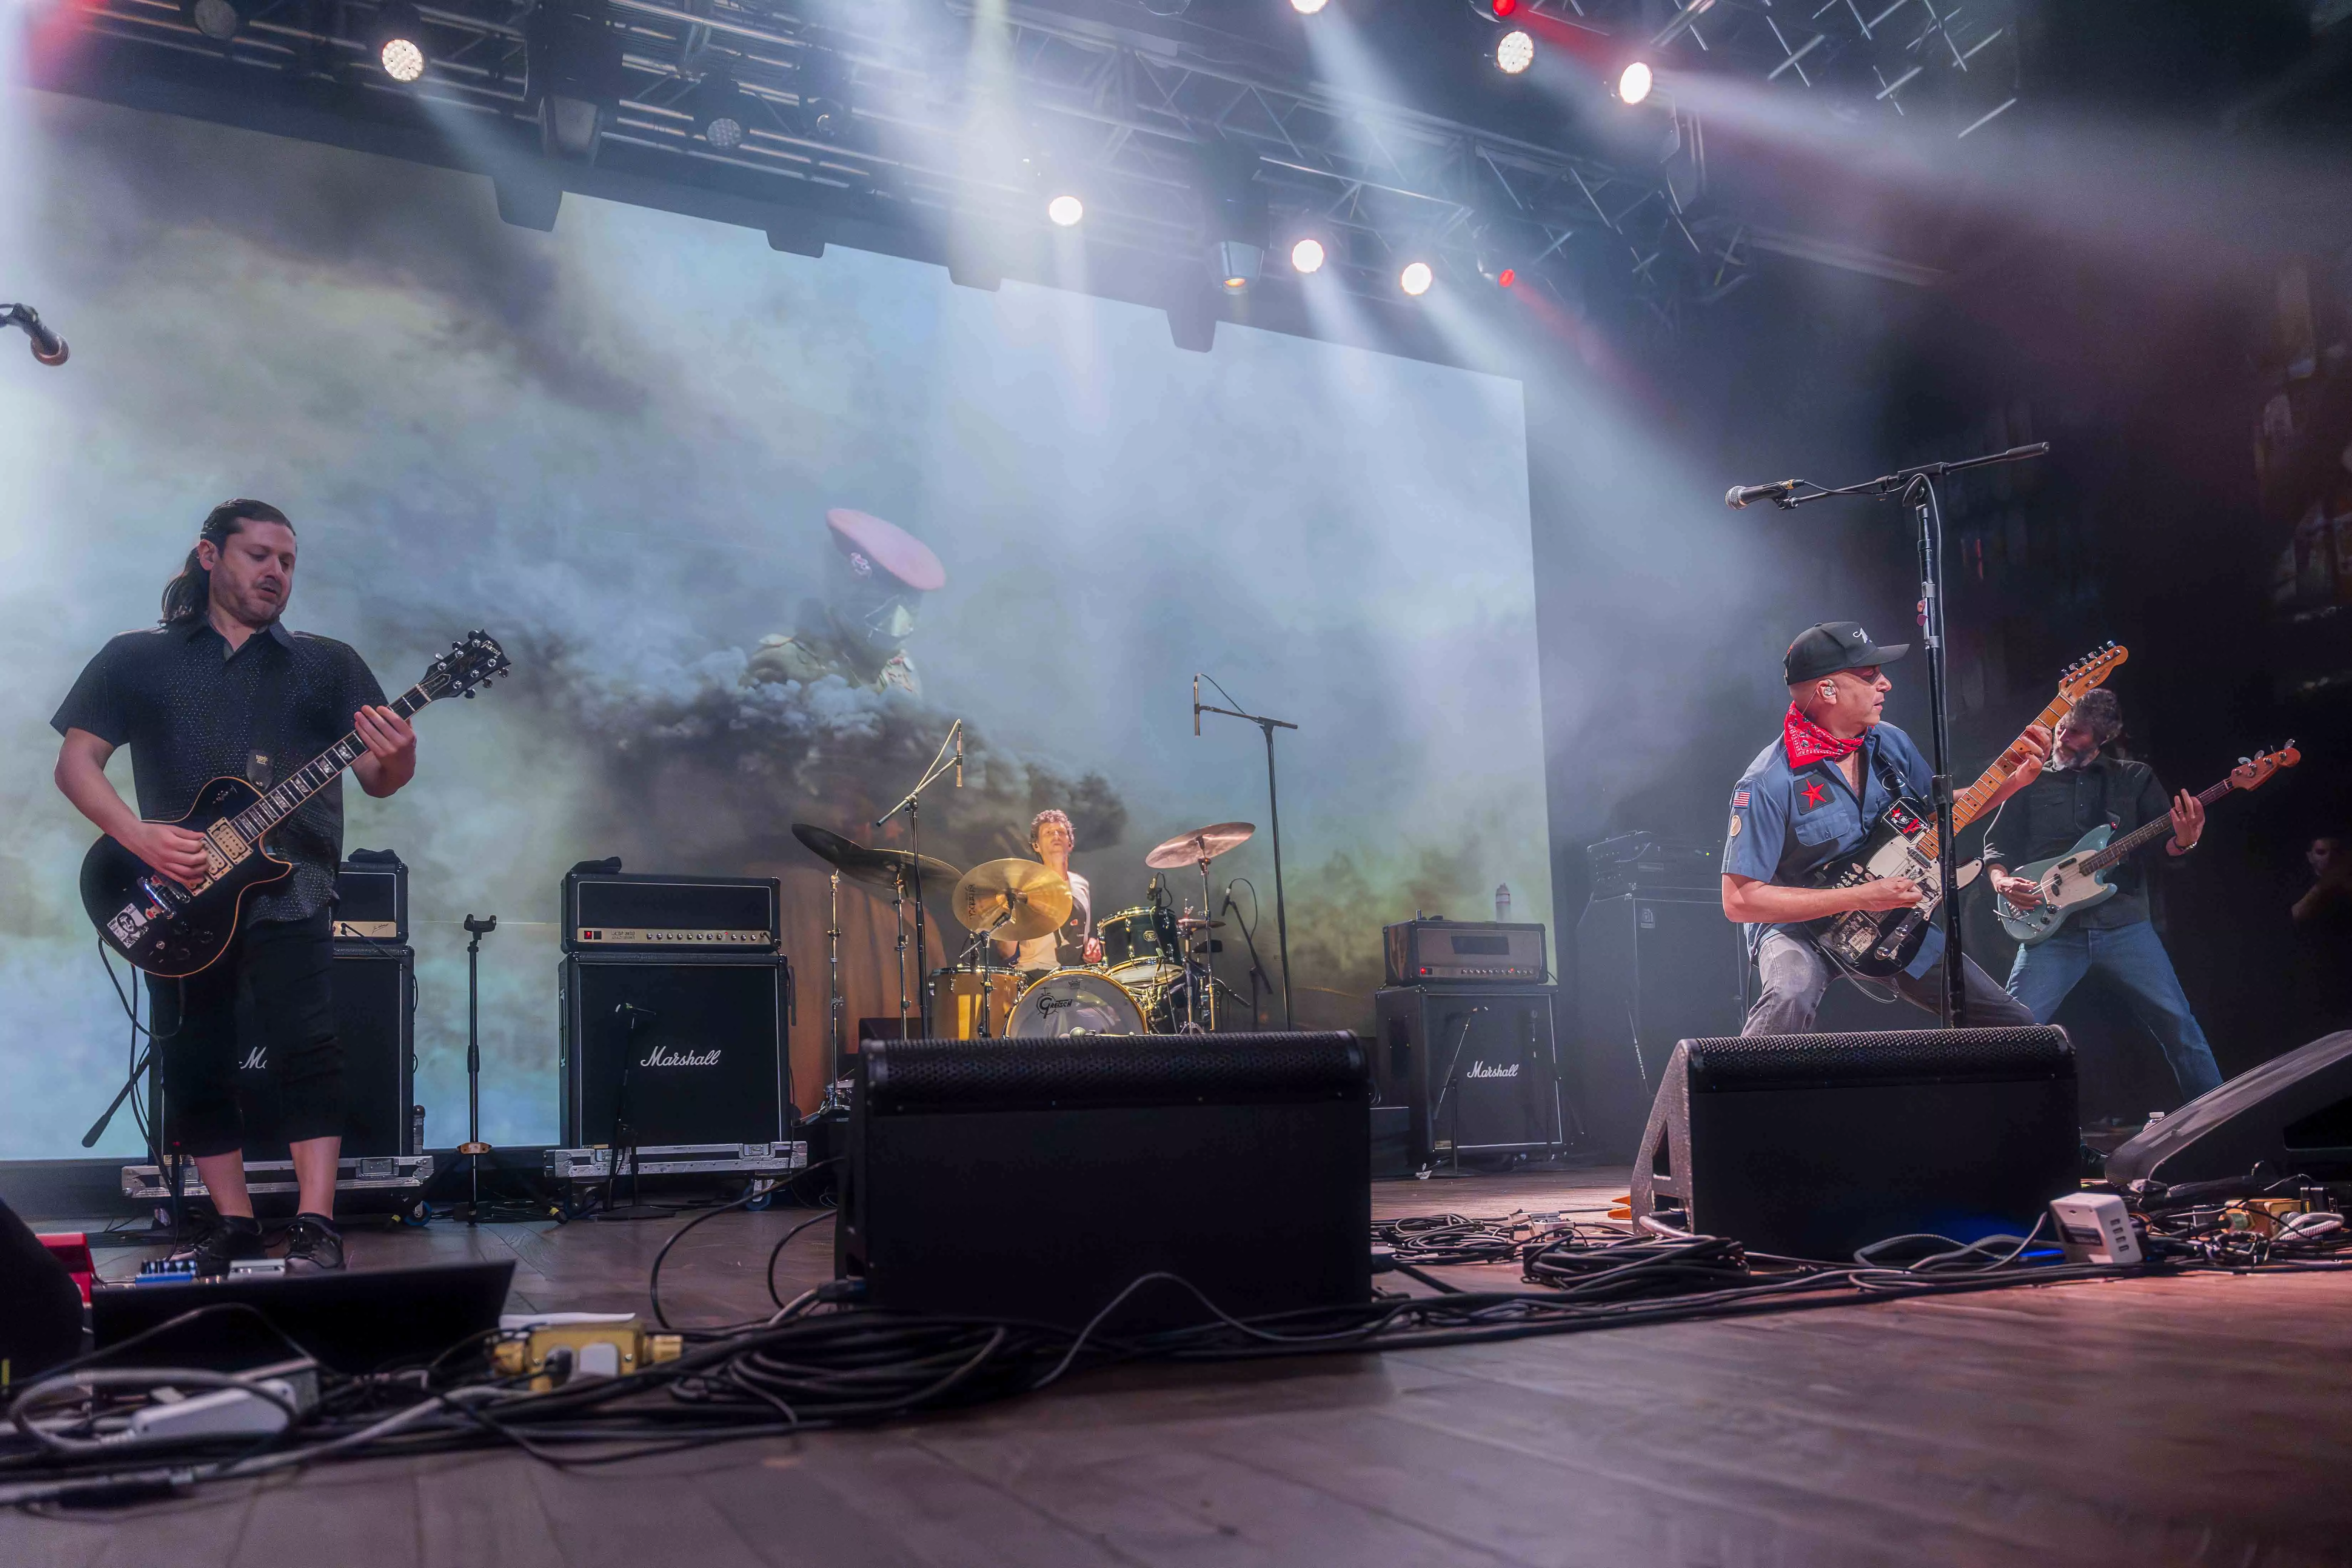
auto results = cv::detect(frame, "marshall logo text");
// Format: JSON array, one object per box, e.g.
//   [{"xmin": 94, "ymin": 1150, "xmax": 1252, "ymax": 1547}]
[
  {"xmin": 1466, "ymin": 1061, "xmax": 1520, "ymax": 1080},
  {"xmin": 639, "ymin": 1045, "xmax": 723, "ymax": 1068}
]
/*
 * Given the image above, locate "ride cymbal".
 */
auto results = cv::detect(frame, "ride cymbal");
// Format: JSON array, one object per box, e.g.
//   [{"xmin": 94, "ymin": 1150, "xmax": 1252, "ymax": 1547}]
[{"xmin": 1144, "ymin": 822, "xmax": 1255, "ymax": 869}]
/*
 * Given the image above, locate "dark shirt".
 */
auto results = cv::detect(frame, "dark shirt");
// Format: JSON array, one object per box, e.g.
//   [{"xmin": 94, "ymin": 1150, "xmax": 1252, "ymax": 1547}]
[
  {"xmin": 52, "ymin": 620, "xmax": 388, "ymax": 924},
  {"xmin": 1982, "ymin": 753, "xmax": 2184, "ymax": 931},
  {"xmin": 1723, "ymin": 719, "xmax": 1944, "ymax": 978}
]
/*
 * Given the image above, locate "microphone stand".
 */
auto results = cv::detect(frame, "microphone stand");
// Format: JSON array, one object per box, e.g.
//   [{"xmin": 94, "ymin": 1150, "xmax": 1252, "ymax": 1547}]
[
  {"xmin": 458, "ymin": 914, "xmax": 497, "ymax": 1222},
  {"xmin": 875, "ymin": 721, "xmax": 962, "ymax": 1039},
  {"xmin": 1222, "ymin": 882, "xmax": 1269, "ymax": 1029},
  {"xmin": 1753, "ymin": 441, "xmax": 2050, "ymax": 1028},
  {"xmin": 1194, "ymin": 678, "xmax": 1298, "ymax": 1029}
]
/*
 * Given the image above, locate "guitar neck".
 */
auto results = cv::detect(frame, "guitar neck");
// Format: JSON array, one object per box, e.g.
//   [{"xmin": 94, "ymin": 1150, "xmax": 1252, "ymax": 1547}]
[
  {"xmin": 227, "ymin": 686, "xmax": 428, "ymax": 842},
  {"xmin": 2079, "ymin": 777, "xmax": 2231, "ymax": 872},
  {"xmin": 1913, "ymin": 689, "xmax": 2082, "ymax": 863}
]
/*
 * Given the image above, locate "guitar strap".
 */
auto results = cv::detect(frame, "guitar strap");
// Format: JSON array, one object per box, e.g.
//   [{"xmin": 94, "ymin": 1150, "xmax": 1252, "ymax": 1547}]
[{"xmin": 244, "ymin": 638, "xmax": 291, "ymax": 791}]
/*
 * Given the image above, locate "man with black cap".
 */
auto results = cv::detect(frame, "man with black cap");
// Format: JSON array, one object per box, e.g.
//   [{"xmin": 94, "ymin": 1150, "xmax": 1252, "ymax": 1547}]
[
  {"xmin": 1983, "ymin": 688, "xmax": 2222, "ymax": 1103},
  {"xmin": 1722, "ymin": 621, "xmax": 2050, "ymax": 1035}
]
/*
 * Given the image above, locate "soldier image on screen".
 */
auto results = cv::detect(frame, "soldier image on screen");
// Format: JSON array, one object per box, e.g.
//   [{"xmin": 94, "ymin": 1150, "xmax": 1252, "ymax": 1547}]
[{"xmin": 744, "ymin": 508, "xmax": 946, "ymax": 697}]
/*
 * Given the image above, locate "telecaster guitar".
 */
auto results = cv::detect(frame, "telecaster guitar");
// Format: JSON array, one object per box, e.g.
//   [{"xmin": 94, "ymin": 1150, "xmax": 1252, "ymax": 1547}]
[
  {"xmin": 1805, "ymin": 643, "xmax": 2128, "ymax": 978},
  {"xmin": 1996, "ymin": 742, "xmax": 2299, "ymax": 946},
  {"xmin": 81, "ymin": 632, "xmax": 510, "ymax": 977}
]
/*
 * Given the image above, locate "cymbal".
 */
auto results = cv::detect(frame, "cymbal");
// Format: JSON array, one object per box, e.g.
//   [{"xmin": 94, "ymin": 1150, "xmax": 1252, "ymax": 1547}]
[
  {"xmin": 792, "ymin": 824, "xmax": 960, "ymax": 895},
  {"xmin": 1145, "ymin": 822, "xmax": 1255, "ymax": 870},
  {"xmin": 950, "ymin": 858, "xmax": 1073, "ymax": 942}
]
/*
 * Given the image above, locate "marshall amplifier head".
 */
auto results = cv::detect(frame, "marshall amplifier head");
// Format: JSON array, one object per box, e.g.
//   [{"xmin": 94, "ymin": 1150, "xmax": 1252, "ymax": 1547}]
[
  {"xmin": 334, "ymin": 850, "xmax": 408, "ymax": 943},
  {"xmin": 561, "ymin": 869, "xmax": 781, "ymax": 954},
  {"xmin": 1383, "ymin": 919, "xmax": 1548, "ymax": 985}
]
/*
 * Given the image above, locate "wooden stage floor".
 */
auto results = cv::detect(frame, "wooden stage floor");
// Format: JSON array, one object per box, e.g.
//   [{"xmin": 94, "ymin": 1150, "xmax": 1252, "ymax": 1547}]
[{"xmin": 11, "ymin": 1168, "xmax": 2352, "ymax": 1568}]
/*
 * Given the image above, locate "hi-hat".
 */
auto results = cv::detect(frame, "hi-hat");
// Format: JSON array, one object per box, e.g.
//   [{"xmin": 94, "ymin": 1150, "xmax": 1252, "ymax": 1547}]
[
  {"xmin": 792, "ymin": 823, "xmax": 960, "ymax": 895},
  {"xmin": 1145, "ymin": 822, "xmax": 1255, "ymax": 869},
  {"xmin": 951, "ymin": 858, "xmax": 1073, "ymax": 941}
]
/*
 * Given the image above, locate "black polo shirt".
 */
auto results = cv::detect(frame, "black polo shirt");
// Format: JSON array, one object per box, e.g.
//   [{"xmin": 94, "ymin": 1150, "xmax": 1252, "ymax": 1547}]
[
  {"xmin": 1982, "ymin": 753, "xmax": 2186, "ymax": 931},
  {"xmin": 52, "ymin": 619, "xmax": 387, "ymax": 924}
]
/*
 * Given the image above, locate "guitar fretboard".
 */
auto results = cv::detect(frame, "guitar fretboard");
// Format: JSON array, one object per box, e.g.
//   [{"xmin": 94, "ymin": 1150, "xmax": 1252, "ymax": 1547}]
[
  {"xmin": 2077, "ymin": 777, "xmax": 2231, "ymax": 872},
  {"xmin": 228, "ymin": 687, "xmax": 428, "ymax": 843},
  {"xmin": 1913, "ymin": 688, "xmax": 2085, "ymax": 864}
]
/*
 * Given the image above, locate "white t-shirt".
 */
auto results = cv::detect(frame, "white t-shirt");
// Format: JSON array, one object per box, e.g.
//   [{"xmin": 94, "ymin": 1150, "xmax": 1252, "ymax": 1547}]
[{"xmin": 1011, "ymin": 869, "xmax": 1091, "ymax": 971}]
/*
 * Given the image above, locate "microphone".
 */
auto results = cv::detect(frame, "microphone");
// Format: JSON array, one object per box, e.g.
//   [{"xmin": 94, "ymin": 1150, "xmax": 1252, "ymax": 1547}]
[
  {"xmin": 1192, "ymin": 674, "xmax": 1201, "ymax": 737},
  {"xmin": 2, "ymin": 305, "xmax": 67, "ymax": 366},
  {"xmin": 1725, "ymin": 480, "xmax": 1795, "ymax": 510}
]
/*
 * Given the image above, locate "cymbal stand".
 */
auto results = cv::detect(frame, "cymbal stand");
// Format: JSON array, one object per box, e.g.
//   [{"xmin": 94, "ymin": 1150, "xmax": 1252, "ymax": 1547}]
[
  {"xmin": 823, "ymin": 870, "xmax": 847, "ymax": 1100},
  {"xmin": 1188, "ymin": 852, "xmax": 1217, "ymax": 1031},
  {"xmin": 889, "ymin": 871, "xmax": 910, "ymax": 1038},
  {"xmin": 459, "ymin": 914, "xmax": 497, "ymax": 1221},
  {"xmin": 875, "ymin": 720, "xmax": 962, "ymax": 1039},
  {"xmin": 1193, "ymin": 677, "xmax": 1297, "ymax": 1028}
]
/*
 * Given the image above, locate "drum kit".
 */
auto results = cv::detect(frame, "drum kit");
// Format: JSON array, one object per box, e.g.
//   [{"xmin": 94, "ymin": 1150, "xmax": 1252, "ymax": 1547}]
[{"xmin": 791, "ymin": 817, "xmax": 1262, "ymax": 1064}]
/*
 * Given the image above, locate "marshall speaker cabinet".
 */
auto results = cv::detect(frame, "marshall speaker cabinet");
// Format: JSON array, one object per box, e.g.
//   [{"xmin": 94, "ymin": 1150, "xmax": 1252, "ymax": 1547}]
[
  {"xmin": 1373, "ymin": 985, "xmax": 1568, "ymax": 1168},
  {"xmin": 233, "ymin": 940, "xmax": 415, "ymax": 1160},
  {"xmin": 559, "ymin": 952, "xmax": 793, "ymax": 1148}
]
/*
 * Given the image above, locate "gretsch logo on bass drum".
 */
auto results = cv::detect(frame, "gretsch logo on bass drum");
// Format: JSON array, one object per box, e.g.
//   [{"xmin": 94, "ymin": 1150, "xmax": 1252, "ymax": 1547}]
[{"xmin": 639, "ymin": 1045, "xmax": 723, "ymax": 1068}]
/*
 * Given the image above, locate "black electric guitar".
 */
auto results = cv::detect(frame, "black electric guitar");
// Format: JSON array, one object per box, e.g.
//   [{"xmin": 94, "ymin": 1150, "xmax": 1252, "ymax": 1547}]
[
  {"xmin": 1804, "ymin": 642, "xmax": 2128, "ymax": 977},
  {"xmin": 81, "ymin": 632, "xmax": 510, "ymax": 977}
]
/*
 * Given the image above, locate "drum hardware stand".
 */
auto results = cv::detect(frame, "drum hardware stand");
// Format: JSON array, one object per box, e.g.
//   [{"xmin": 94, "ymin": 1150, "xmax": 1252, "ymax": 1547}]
[
  {"xmin": 822, "ymin": 869, "xmax": 847, "ymax": 1102},
  {"xmin": 1221, "ymin": 883, "xmax": 1269, "ymax": 1029},
  {"xmin": 1418, "ymin": 1006, "xmax": 1487, "ymax": 1180},
  {"xmin": 1754, "ymin": 441, "xmax": 2050, "ymax": 1027},
  {"xmin": 457, "ymin": 914, "xmax": 498, "ymax": 1222},
  {"xmin": 1193, "ymin": 676, "xmax": 1297, "ymax": 1028},
  {"xmin": 596, "ymin": 1001, "xmax": 668, "ymax": 1221},
  {"xmin": 875, "ymin": 720, "xmax": 962, "ymax": 1039}
]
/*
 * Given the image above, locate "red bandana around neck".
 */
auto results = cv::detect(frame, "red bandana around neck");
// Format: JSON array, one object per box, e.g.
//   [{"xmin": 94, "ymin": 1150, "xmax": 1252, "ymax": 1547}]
[{"xmin": 1783, "ymin": 703, "xmax": 1866, "ymax": 769}]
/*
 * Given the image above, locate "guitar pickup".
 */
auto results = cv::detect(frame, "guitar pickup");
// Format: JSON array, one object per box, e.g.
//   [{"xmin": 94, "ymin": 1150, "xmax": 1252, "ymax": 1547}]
[{"xmin": 204, "ymin": 821, "xmax": 248, "ymax": 870}]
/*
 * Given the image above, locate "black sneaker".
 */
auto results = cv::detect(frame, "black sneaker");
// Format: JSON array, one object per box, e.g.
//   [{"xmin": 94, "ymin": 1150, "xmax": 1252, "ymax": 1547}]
[
  {"xmin": 170, "ymin": 1213, "xmax": 266, "ymax": 1278},
  {"xmin": 283, "ymin": 1213, "xmax": 346, "ymax": 1273}
]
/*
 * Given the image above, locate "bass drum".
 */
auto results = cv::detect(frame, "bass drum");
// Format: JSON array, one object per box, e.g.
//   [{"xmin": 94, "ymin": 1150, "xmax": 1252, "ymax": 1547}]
[{"xmin": 1006, "ymin": 968, "xmax": 1147, "ymax": 1038}]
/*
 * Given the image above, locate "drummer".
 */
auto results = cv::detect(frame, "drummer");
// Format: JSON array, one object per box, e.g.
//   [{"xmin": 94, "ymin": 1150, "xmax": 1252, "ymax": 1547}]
[{"xmin": 995, "ymin": 809, "xmax": 1104, "ymax": 972}]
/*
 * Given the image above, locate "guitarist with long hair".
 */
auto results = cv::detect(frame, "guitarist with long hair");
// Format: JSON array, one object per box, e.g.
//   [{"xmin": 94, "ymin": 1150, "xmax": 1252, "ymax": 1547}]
[
  {"xmin": 51, "ymin": 500, "xmax": 417, "ymax": 1274},
  {"xmin": 1983, "ymin": 688, "xmax": 2222, "ymax": 1103},
  {"xmin": 1722, "ymin": 622, "xmax": 2050, "ymax": 1035}
]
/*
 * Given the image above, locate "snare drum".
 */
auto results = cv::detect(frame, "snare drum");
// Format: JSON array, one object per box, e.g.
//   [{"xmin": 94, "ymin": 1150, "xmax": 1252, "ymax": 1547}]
[
  {"xmin": 1006, "ymin": 967, "xmax": 1147, "ymax": 1037},
  {"xmin": 926, "ymin": 968, "xmax": 1020, "ymax": 1040}
]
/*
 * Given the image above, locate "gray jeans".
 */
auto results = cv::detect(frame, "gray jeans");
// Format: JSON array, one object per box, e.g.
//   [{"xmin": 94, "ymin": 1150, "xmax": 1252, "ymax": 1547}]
[{"xmin": 1743, "ymin": 929, "xmax": 2036, "ymax": 1036}]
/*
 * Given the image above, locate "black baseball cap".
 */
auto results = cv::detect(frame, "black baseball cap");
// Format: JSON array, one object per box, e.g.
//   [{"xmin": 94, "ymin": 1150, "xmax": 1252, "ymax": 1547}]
[{"xmin": 1784, "ymin": 621, "xmax": 1910, "ymax": 685}]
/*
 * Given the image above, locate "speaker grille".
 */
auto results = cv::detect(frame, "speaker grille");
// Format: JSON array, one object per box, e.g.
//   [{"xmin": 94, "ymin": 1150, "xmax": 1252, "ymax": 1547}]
[
  {"xmin": 1682, "ymin": 1027, "xmax": 2073, "ymax": 1091},
  {"xmin": 863, "ymin": 1032, "xmax": 1367, "ymax": 1113}
]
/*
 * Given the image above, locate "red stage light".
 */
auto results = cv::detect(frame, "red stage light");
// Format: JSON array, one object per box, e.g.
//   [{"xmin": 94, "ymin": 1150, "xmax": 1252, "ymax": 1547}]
[
  {"xmin": 1497, "ymin": 267, "xmax": 1516, "ymax": 287},
  {"xmin": 1491, "ymin": 0, "xmax": 1518, "ymax": 16}
]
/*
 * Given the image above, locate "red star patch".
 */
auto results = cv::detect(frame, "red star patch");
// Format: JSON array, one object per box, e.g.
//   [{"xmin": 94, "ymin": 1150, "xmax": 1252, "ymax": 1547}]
[{"xmin": 1799, "ymin": 780, "xmax": 1829, "ymax": 809}]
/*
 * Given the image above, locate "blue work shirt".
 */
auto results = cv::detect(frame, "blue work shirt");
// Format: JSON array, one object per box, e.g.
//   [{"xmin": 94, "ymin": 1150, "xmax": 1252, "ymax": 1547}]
[{"xmin": 1722, "ymin": 719, "xmax": 1943, "ymax": 978}]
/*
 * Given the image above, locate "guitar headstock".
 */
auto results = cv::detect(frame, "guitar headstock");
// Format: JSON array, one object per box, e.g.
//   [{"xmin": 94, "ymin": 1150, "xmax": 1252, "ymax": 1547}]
[
  {"xmin": 2056, "ymin": 642, "xmax": 2128, "ymax": 702},
  {"xmin": 417, "ymin": 630, "xmax": 512, "ymax": 704},
  {"xmin": 2229, "ymin": 741, "xmax": 2300, "ymax": 793}
]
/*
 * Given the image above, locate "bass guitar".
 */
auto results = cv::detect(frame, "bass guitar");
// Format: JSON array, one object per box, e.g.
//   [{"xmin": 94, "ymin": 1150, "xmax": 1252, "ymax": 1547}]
[
  {"xmin": 82, "ymin": 632, "xmax": 510, "ymax": 977},
  {"xmin": 1995, "ymin": 742, "xmax": 2299, "ymax": 946},
  {"xmin": 1805, "ymin": 642, "xmax": 2128, "ymax": 977}
]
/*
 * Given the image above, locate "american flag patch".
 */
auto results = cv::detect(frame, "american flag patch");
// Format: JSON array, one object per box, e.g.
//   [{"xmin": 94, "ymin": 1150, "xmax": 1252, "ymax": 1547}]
[{"xmin": 1732, "ymin": 789, "xmax": 1750, "ymax": 809}]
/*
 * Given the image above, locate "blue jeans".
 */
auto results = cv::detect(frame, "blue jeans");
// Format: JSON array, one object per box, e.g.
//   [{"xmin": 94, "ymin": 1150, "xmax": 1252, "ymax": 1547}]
[{"xmin": 2005, "ymin": 920, "xmax": 2223, "ymax": 1103}]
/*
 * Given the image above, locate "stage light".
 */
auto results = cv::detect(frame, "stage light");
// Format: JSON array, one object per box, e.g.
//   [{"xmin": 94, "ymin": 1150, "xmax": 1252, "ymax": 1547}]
[
  {"xmin": 1289, "ymin": 0, "xmax": 1328, "ymax": 12},
  {"xmin": 373, "ymin": 1, "xmax": 427, "ymax": 82},
  {"xmin": 1290, "ymin": 237, "xmax": 1326, "ymax": 274},
  {"xmin": 1399, "ymin": 260, "xmax": 1433, "ymax": 296},
  {"xmin": 1618, "ymin": 60, "xmax": 1653, "ymax": 105},
  {"xmin": 1497, "ymin": 267, "xmax": 1516, "ymax": 287},
  {"xmin": 1491, "ymin": 0, "xmax": 1518, "ymax": 15},
  {"xmin": 1495, "ymin": 29, "xmax": 1534, "ymax": 74},
  {"xmin": 796, "ymin": 48, "xmax": 854, "ymax": 143},
  {"xmin": 1212, "ymin": 240, "xmax": 1262, "ymax": 294},
  {"xmin": 1047, "ymin": 193, "xmax": 1084, "ymax": 226},
  {"xmin": 189, "ymin": 0, "xmax": 255, "ymax": 41},
  {"xmin": 690, "ymin": 74, "xmax": 755, "ymax": 150},
  {"xmin": 525, "ymin": 0, "xmax": 626, "ymax": 162}
]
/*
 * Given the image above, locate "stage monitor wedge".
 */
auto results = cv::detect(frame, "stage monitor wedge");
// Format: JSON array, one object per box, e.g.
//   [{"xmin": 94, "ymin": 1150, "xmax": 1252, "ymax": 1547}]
[
  {"xmin": 839, "ymin": 1034, "xmax": 1371, "ymax": 1330},
  {"xmin": 2107, "ymin": 1030, "xmax": 2352, "ymax": 1186},
  {"xmin": 1632, "ymin": 1027, "xmax": 2078, "ymax": 1261}
]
